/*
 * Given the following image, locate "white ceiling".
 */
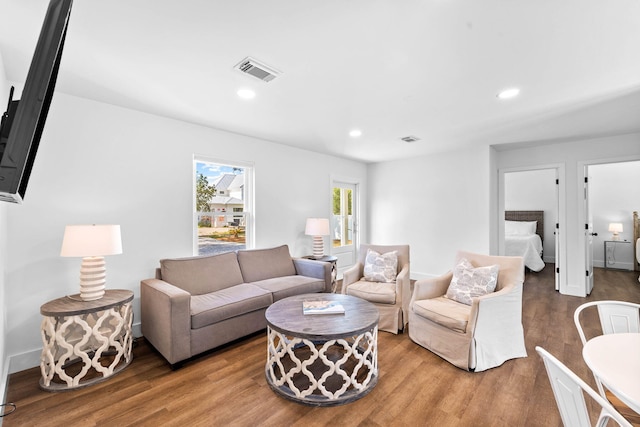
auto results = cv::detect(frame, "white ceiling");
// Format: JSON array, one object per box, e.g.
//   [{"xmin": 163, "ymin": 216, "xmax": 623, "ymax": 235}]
[{"xmin": 1, "ymin": 0, "xmax": 639, "ymax": 163}]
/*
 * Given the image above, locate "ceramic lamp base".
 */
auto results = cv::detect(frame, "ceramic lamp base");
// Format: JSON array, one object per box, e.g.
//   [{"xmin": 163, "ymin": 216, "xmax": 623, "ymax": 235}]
[
  {"xmin": 312, "ymin": 236, "xmax": 324, "ymax": 259},
  {"xmin": 79, "ymin": 256, "xmax": 106, "ymax": 301}
]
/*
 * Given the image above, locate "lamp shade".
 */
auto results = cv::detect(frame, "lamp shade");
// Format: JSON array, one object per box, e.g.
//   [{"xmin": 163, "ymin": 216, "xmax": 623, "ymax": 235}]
[
  {"xmin": 60, "ymin": 225, "xmax": 123, "ymax": 257},
  {"xmin": 305, "ymin": 218, "xmax": 330, "ymax": 236},
  {"xmin": 608, "ymin": 223, "xmax": 623, "ymax": 234}
]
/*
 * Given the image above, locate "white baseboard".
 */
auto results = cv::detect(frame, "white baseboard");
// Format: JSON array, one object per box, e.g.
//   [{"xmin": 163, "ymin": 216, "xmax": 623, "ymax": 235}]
[
  {"xmin": 7, "ymin": 322, "xmax": 142, "ymax": 375},
  {"xmin": 594, "ymin": 259, "xmax": 634, "ymax": 271}
]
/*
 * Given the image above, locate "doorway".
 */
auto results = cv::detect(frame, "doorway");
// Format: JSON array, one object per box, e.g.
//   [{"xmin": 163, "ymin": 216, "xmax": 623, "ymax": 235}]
[
  {"xmin": 583, "ymin": 160, "xmax": 640, "ymax": 293},
  {"xmin": 330, "ymin": 180, "xmax": 359, "ymax": 276},
  {"xmin": 499, "ymin": 165, "xmax": 565, "ymax": 291}
]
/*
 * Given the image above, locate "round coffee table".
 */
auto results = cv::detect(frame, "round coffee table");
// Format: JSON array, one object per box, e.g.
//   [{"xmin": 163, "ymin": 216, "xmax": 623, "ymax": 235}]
[{"xmin": 265, "ymin": 293, "xmax": 379, "ymax": 406}]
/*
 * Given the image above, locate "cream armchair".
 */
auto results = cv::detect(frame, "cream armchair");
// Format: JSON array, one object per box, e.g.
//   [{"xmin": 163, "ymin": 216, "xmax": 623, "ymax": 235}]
[
  {"xmin": 409, "ymin": 251, "xmax": 526, "ymax": 371},
  {"xmin": 342, "ymin": 244, "xmax": 410, "ymax": 334}
]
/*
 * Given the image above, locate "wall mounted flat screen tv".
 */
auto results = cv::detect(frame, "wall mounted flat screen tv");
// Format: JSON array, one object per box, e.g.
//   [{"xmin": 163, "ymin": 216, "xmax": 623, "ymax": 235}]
[{"xmin": 0, "ymin": 0, "xmax": 73, "ymax": 203}]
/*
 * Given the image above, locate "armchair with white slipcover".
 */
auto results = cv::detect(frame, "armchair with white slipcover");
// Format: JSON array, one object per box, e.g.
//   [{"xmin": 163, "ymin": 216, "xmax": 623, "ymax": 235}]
[
  {"xmin": 408, "ymin": 251, "xmax": 526, "ymax": 371},
  {"xmin": 341, "ymin": 244, "xmax": 410, "ymax": 334}
]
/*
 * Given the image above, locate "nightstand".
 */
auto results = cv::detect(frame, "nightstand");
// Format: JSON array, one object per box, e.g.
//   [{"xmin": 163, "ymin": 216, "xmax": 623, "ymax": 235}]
[
  {"xmin": 604, "ymin": 240, "xmax": 633, "ymax": 270},
  {"xmin": 39, "ymin": 289, "xmax": 134, "ymax": 391},
  {"xmin": 303, "ymin": 255, "xmax": 338, "ymax": 292}
]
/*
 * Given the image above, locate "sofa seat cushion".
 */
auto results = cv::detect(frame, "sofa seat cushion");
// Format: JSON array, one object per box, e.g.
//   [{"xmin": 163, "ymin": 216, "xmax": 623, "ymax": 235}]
[
  {"xmin": 346, "ymin": 279, "xmax": 396, "ymax": 304},
  {"xmin": 160, "ymin": 252, "xmax": 244, "ymax": 295},
  {"xmin": 412, "ymin": 296, "xmax": 470, "ymax": 333},
  {"xmin": 190, "ymin": 284, "xmax": 273, "ymax": 329},
  {"xmin": 251, "ymin": 275, "xmax": 325, "ymax": 301},
  {"xmin": 237, "ymin": 245, "xmax": 297, "ymax": 283}
]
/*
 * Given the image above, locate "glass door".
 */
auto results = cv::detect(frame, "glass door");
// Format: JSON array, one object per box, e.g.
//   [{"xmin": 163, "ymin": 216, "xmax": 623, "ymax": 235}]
[{"xmin": 331, "ymin": 181, "xmax": 358, "ymax": 275}]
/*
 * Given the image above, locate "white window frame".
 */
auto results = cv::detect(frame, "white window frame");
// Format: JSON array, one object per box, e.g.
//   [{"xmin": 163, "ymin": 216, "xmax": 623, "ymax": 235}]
[{"xmin": 193, "ymin": 155, "xmax": 255, "ymax": 255}]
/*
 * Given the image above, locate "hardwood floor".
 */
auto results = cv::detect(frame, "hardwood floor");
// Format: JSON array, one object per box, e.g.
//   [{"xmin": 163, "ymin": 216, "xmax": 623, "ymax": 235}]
[{"xmin": 3, "ymin": 266, "xmax": 640, "ymax": 426}]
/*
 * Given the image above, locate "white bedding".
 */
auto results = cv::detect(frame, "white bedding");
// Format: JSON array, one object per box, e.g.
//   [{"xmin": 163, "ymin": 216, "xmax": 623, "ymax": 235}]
[{"xmin": 505, "ymin": 234, "xmax": 545, "ymax": 272}]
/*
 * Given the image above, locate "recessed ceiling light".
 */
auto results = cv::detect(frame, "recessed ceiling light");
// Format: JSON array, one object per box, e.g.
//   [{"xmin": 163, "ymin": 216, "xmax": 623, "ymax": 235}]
[
  {"xmin": 497, "ymin": 88, "xmax": 520, "ymax": 100},
  {"xmin": 349, "ymin": 129, "xmax": 362, "ymax": 138},
  {"xmin": 237, "ymin": 88, "xmax": 256, "ymax": 99}
]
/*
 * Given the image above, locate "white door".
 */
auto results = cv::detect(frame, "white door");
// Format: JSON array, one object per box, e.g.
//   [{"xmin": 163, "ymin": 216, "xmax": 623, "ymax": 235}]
[
  {"xmin": 584, "ymin": 170, "xmax": 595, "ymax": 295},
  {"xmin": 331, "ymin": 181, "xmax": 358, "ymax": 276},
  {"xmin": 554, "ymin": 175, "xmax": 560, "ymax": 291}
]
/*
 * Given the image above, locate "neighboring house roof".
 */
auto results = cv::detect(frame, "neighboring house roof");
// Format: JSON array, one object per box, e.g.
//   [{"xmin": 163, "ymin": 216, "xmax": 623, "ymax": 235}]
[
  {"xmin": 229, "ymin": 174, "xmax": 244, "ymax": 190},
  {"xmin": 212, "ymin": 174, "xmax": 238, "ymax": 191},
  {"xmin": 208, "ymin": 196, "xmax": 243, "ymax": 205}
]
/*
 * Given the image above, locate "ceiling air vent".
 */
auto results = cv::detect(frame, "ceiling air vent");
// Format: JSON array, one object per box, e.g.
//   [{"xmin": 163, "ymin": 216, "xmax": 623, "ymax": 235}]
[
  {"xmin": 400, "ymin": 135, "xmax": 420, "ymax": 143},
  {"xmin": 234, "ymin": 57, "xmax": 281, "ymax": 82}
]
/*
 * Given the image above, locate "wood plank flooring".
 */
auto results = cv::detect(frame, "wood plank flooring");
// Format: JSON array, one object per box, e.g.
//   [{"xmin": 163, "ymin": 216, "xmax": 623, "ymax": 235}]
[{"xmin": 3, "ymin": 266, "xmax": 640, "ymax": 426}]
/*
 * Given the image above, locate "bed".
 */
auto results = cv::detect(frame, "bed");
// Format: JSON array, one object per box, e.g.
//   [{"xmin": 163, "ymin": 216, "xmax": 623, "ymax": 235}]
[{"xmin": 504, "ymin": 210, "xmax": 545, "ymax": 272}]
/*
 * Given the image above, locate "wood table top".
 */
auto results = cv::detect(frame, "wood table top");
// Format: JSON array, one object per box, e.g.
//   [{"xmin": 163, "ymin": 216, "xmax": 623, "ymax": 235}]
[
  {"xmin": 40, "ymin": 289, "xmax": 134, "ymax": 316},
  {"xmin": 265, "ymin": 293, "xmax": 379, "ymax": 340}
]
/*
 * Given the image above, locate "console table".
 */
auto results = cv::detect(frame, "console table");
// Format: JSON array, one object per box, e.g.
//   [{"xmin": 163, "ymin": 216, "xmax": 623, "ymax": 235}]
[{"xmin": 39, "ymin": 289, "xmax": 134, "ymax": 391}]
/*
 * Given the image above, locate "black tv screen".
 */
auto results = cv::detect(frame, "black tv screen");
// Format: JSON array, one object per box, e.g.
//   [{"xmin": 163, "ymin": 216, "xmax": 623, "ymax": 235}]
[{"xmin": 0, "ymin": 0, "xmax": 73, "ymax": 203}]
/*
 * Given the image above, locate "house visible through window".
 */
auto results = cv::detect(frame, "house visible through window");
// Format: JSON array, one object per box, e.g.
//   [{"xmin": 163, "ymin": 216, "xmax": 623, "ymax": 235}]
[{"xmin": 194, "ymin": 158, "xmax": 253, "ymax": 256}]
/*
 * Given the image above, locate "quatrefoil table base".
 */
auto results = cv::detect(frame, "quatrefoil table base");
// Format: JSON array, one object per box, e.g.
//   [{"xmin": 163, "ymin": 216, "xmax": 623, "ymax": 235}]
[
  {"xmin": 39, "ymin": 289, "xmax": 134, "ymax": 391},
  {"xmin": 265, "ymin": 293, "xmax": 379, "ymax": 406}
]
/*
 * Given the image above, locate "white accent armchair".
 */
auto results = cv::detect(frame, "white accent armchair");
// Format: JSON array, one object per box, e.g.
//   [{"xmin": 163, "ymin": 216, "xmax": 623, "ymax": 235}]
[
  {"xmin": 408, "ymin": 251, "xmax": 526, "ymax": 371},
  {"xmin": 342, "ymin": 244, "xmax": 410, "ymax": 334}
]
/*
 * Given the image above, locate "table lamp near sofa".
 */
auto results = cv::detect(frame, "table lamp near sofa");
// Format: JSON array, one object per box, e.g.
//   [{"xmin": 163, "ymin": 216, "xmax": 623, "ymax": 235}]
[
  {"xmin": 305, "ymin": 218, "xmax": 330, "ymax": 259},
  {"xmin": 60, "ymin": 224, "xmax": 122, "ymax": 301}
]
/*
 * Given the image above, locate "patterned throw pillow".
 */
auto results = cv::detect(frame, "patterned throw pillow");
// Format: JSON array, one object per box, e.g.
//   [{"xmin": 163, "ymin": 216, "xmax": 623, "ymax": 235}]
[
  {"xmin": 363, "ymin": 249, "xmax": 398, "ymax": 283},
  {"xmin": 445, "ymin": 258, "xmax": 499, "ymax": 305}
]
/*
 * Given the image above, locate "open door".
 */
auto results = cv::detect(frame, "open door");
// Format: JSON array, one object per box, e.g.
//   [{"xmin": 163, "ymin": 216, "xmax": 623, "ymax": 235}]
[
  {"xmin": 554, "ymin": 175, "xmax": 560, "ymax": 291},
  {"xmin": 584, "ymin": 170, "xmax": 595, "ymax": 295}
]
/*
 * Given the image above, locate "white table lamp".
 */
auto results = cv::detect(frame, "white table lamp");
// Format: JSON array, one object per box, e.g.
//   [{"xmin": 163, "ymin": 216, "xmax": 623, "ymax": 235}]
[
  {"xmin": 305, "ymin": 218, "xmax": 330, "ymax": 259},
  {"xmin": 60, "ymin": 224, "xmax": 123, "ymax": 301},
  {"xmin": 608, "ymin": 223, "xmax": 623, "ymax": 241}
]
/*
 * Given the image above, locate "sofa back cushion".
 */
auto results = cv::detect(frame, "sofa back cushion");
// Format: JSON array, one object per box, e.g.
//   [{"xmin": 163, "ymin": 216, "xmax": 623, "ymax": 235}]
[
  {"xmin": 237, "ymin": 245, "xmax": 296, "ymax": 283},
  {"xmin": 159, "ymin": 252, "xmax": 244, "ymax": 295}
]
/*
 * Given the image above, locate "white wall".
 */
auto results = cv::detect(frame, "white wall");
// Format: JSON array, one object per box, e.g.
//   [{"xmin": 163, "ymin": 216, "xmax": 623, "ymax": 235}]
[
  {"xmin": 504, "ymin": 169, "xmax": 557, "ymax": 261},
  {"xmin": 3, "ymin": 92, "xmax": 368, "ymax": 373},
  {"xmin": 589, "ymin": 160, "xmax": 640, "ymax": 269},
  {"xmin": 368, "ymin": 145, "xmax": 492, "ymax": 278},
  {"xmin": 495, "ymin": 134, "xmax": 640, "ymax": 296}
]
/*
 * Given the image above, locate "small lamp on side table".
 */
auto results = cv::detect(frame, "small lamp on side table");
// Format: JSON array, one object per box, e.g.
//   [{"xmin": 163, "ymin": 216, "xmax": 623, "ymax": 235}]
[
  {"xmin": 305, "ymin": 218, "xmax": 330, "ymax": 259},
  {"xmin": 60, "ymin": 224, "xmax": 123, "ymax": 301},
  {"xmin": 608, "ymin": 223, "xmax": 623, "ymax": 241}
]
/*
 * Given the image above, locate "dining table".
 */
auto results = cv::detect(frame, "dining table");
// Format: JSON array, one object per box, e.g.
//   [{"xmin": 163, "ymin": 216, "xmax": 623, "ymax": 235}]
[{"xmin": 582, "ymin": 332, "xmax": 640, "ymax": 414}]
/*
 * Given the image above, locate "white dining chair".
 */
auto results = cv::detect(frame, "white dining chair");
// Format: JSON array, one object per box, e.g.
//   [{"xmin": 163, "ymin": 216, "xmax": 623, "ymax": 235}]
[
  {"xmin": 574, "ymin": 301, "xmax": 640, "ymax": 345},
  {"xmin": 573, "ymin": 300, "xmax": 640, "ymax": 397},
  {"xmin": 536, "ymin": 346, "xmax": 632, "ymax": 427}
]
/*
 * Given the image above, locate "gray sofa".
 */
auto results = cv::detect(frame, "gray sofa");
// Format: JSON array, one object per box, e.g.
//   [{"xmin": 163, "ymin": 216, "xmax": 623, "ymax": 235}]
[{"xmin": 140, "ymin": 244, "xmax": 332, "ymax": 366}]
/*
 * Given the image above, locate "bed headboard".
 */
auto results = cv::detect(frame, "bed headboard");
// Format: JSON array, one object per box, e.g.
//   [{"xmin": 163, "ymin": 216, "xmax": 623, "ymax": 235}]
[
  {"xmin": 634, "ymin": 211, "xmax": 639, "ymax": 272},
  {"xmin": 505, "ymin": 210, "xmax": 545, "ymax": 244}
]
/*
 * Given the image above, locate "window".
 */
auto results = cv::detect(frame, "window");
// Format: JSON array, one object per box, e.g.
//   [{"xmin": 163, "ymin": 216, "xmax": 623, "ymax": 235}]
[{"xmin": 194, "ymin": 157, "xmax": 254, "ymax": 256}]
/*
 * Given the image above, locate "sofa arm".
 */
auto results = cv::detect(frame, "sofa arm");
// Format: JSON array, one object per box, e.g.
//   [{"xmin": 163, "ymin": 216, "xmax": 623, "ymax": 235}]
[
  {"xmin": 468, "ymin": 282, "xmax": 527, "ymax": 370},
  {"xmin": 293, "ymin": 258, "xmax": 332, "ymax": 292},
  {"xmin": 410, "ymin": 271, "xmax": 452, "ymax": 306},
  {"xmin": 140, "ymin": 278, "xmax": 192, "ymax": 365},
  {"xmin": 342, "ymin": 262, "xmax": 364, "ymax": 293}
]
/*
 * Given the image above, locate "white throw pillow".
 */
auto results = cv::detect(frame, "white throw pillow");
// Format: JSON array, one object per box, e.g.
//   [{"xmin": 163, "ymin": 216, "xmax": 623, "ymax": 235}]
[
  {"xmin": 363, "ymin": 249, "xmax": 398, "ymax": 283},
  {"xmin": 446, "ymin": 258, "xmax": 499, "ymax": 305},
  {"xmin": 505, "ymin": 220, "xmax": 537, "ymax": 236}
]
